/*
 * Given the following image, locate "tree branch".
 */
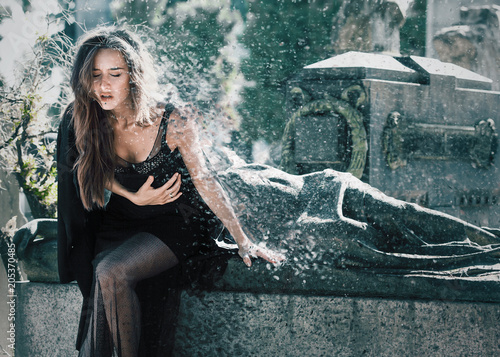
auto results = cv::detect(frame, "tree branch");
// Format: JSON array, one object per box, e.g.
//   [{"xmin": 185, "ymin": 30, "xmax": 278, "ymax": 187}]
[{"xmin": 0, "ymin": 122, "xmax": 23, "ymax": 151}]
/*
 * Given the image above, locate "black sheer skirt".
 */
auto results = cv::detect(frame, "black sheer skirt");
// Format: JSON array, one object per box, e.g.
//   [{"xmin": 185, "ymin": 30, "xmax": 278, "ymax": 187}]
[{"xmin": 77, "ymin": 206, "xmax": 234, "ymax": 357}]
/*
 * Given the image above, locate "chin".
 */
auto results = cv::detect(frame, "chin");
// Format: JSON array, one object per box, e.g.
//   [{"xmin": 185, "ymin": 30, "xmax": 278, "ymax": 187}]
[{"xmin": 98, "ymin": 101, "xmax": 117, "ymax": 111}]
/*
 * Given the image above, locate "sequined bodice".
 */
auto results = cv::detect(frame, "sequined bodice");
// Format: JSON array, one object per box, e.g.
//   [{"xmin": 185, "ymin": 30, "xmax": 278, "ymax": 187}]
[
  {"xmin": 105, "ymin": 104, "xmax": 206, "ymax": 220},
  {"xmin": 113, "ymin": 104, "xmax": 188, "ymax": 191}
]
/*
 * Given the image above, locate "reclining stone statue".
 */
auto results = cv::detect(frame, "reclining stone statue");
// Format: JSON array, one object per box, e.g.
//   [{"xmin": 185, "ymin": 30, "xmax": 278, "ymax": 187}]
[
  {"xmin": 11, "ymin": 162, "xmax": 500, "ymax": 283},
  {"xmin": 216, "ymin": 164, "xmax": 500, "ymax": 277}
]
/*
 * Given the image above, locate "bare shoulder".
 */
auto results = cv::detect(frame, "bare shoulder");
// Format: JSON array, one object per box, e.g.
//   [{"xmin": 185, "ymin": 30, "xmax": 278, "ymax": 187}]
[
  {"xmin": 168, "ymin": 105, "xmax": 199, "ymax": 133},
  {"xmin": 149, "ymin": 101, "xmax": 171, "ymax": 128},
  {"xmin": 166, "ymin": 105, "xmax": 200, "ymax": 148}
]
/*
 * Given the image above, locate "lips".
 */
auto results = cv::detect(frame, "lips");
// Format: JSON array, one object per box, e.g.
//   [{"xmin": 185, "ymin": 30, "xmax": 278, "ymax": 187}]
[{"xmin": 100, "ymin": 94, "xmax": 113, "ymax": 103}]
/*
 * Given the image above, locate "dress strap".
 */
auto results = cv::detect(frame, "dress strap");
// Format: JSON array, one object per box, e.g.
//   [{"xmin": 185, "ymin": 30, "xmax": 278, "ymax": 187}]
[
  {"xmin": 163, "ymin": 103, "xmax": 176, "ymax": 120},
  {"xmin": 161, "ymin": 103, "xmax": 176, "ymax": 146}
]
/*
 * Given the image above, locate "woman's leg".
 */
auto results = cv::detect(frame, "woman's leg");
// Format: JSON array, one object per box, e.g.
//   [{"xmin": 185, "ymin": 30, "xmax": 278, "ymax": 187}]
[{"xmin": 80, "ymin": 232, "xmax": 179, "ymax": 357}]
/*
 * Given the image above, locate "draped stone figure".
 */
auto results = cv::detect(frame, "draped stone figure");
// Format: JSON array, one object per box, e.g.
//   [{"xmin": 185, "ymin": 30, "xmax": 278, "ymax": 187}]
[{"xmin": 215, "ymin": 163, "xmax": 500, "ymax": 278}]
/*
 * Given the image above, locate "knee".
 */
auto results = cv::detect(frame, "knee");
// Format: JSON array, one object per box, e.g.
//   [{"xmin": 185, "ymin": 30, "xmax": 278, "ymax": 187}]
[{"xmin": 95, "ymin": 260, "xmax": 134, "ymax": 295}]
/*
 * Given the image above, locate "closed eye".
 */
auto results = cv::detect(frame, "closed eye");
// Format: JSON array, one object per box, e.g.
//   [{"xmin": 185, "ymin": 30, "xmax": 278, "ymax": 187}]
[{"xmin": 110, "ymin": 73, "xmax": 121, "ymax": 77}]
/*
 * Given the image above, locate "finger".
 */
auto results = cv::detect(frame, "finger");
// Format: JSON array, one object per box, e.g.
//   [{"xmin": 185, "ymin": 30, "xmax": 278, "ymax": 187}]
[
  {"xmin": 268, "ymin": 250, "xmax": 285, "ymax": 262},
  {"xmin": 243, "ymin": 255, "xmax": 252, "ymax": 267},
  {"xmin": 257, "ymin": 248, "xmax": 284, "ymax": 264},
  {"xmin": 257, "ymin": 251, "xmax": 276, "ymax": 264},
  {"xmin": 161, "ymin": 172, "xmax": 179, "ymax": 190},
  {"xmin": 164, "ymin": 182, "xmax": 182, "ymax": 202},
  {"xmin": 238, "ymin": 248, "xmax": 253, "ymax": 267},
  {"xmin": 167, "ymin": 175, "xmax": 182, "ymax": 195},
  {"xmin": 162, "ymin": 190, "xmax": 182, "ymax": 204},
  {"xmin": 166, "ymin": 192, "xmax": 182, "ymax": 203},
  {"xmin": 157, "ymin": 190, "xmax": 179, "ymax": 205},
  {"xmin": 158, "ymin": 172, "xmax": 178, "ymax": 190},
  {"xmin": 142, "ymin": 175, "xmax": 154, "ymax": 189}
]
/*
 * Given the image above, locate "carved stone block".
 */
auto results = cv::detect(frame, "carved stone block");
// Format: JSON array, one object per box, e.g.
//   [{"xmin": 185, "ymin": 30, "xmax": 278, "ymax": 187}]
[{"xmin": 281, "ymin": 51, "xmax": 500, "ymax": 226}]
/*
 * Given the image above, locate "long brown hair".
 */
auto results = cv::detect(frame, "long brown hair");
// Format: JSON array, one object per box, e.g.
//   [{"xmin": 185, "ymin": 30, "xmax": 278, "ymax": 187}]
[{"xmin": 70, "ymin": 26, "xmax": 159, "ymax": 210}]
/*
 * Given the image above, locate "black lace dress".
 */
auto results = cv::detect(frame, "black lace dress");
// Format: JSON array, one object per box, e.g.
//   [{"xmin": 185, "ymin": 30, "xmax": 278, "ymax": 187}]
[
  {"xmin": 79, "ymin": 105, "xmax": 233, "ymax": 357},
  {"xmin": 97, "ymin": 104, "xmax": 221, "ymax": 260}
]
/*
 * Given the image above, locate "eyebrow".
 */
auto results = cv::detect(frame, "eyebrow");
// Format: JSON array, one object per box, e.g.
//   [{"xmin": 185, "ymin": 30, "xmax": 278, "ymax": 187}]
[{"xmin": 92, "ymin": 67, "xmax": 125, "ymax": 71}]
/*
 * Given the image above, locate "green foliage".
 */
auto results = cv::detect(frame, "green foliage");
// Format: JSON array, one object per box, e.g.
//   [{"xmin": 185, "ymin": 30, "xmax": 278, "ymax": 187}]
[
  {"xmin": 238, "ymin": 0, "xmax": 340, "ymax": 143},
  {"xmin": 0, "ymin": 7, "xmax": 73, "ymax": 219},
  {"xmin": 400, "ymin": 0, "xmax": 426, "ymax": 56},
  {"xmin": 113, "ymin": 0, "xmax": 426, "ymax": 148},
  {"xmin": 0, "ymin": 87, "xmax": 58, "ymax": 218},
  {"xmin": 113, "ymin": 1, "xmax": 244, "ymax": 116}
]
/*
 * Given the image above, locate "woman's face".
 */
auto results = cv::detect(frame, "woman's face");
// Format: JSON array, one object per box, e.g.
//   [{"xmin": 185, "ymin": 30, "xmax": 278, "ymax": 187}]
[{"xmin": 92, "ymin": 48, "xmax": 132, "ymax": 114}]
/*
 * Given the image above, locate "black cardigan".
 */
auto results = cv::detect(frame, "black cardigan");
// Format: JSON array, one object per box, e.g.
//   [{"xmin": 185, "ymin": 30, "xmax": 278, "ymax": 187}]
[
  {"xmin": 56, "ymin": 104, "xmax": 101, "ymax": 295},
  {"xmin": 57, "ymin": 104, "xmax": 105, "ymax": 350}
]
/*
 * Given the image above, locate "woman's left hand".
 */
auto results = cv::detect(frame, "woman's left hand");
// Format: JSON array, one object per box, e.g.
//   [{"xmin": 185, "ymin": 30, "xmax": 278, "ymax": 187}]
[{"xmin": 238, "ymin": 240, "xmax": 285, "ymax": 268}]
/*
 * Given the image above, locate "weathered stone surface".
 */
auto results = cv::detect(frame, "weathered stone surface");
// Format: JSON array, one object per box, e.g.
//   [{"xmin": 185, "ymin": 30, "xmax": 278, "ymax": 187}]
[
  {"xmin": 0, "ymin": 169, "xmax": 26, "ymax": 230},
  {"xmin": 217, "ymin": 258, "xmax": 500, "ymax": 303},
  {"xmin": 16, "ymin": 282, "xmax": 81, "ymax": 357},
  {"xmin": 301, "ymin": 51, "xmax": 421, "ymax": 85},
  {"xmin": 12, "ymin": 218, "xmax": 58, "ymax": 282},
  {"xmin": 173, "ymin": 290, "xmax": 500, "ymax": 357},
  {"xmin": 14, "ymin": 282, "xmax": 500, "ymax": 357},
  {"xmin": 331, "ymin": 0, "xmax": 407, "ymax": 54},
  {"xmin": 425, "ymin": 0, "xmax": 500, "ymax": 58}
]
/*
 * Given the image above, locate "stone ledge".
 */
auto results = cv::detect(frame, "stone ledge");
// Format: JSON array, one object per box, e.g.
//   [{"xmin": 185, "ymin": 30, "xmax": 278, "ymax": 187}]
[
  {"xmin": 218, "ymin": 259, "xmax": 500, "ymax": 303},
  {"xmin": 16, "ymin": 282, "xmax": 81, "ymax": 357},
  {"xmin": 15, "ymin": 281, "xmax": 500, "ymax": 357},
  {"xmin": 174, "ymin": 291, "xmax": 500, "ymax": 357}
]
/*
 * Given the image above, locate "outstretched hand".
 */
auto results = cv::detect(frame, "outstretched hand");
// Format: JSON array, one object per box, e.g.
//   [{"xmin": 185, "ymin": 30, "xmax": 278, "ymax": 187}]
[
  {"xmin": 238, "ymin": 240, "xmax": 285, "ymax": 268},
  {"xmin": 130, "ymin": 173, "xmax": 182, "ymax": 206}
]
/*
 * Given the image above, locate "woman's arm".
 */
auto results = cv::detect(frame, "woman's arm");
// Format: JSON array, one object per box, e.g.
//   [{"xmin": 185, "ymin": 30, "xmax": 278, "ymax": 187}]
[
  {"xmin": 167, "ymin": 108, "xmax": 282, "ymax": 267},
  {"xmin": 106, "ymin": 174, "xmax": 183, "ymax": 206}
]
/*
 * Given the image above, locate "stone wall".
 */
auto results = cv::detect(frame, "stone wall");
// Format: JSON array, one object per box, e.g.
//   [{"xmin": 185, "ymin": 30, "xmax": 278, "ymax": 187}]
[
  {"xmin": 174, "ymin": 291, "xmax": 500, "ymax": 357},
  {"xmin": 15, "ymin": 281, "xmax": 500, "ymax": 357}
]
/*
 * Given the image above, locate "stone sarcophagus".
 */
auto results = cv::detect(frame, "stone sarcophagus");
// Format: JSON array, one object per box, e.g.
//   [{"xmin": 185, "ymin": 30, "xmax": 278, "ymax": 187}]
[{"xmin": 281, "ymin": 51, "xmax": 499, "ymax": 226}]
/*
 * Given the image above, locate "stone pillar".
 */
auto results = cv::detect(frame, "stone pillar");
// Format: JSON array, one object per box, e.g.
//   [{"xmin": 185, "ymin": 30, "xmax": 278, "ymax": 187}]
[
  {"xmin": 331, "ymin": 0, "xmax": 407, "ymax": 54},
  {"xmin": 425, "ymin": 0, "xmax": 500, "ymax": 58},
  {"xmin": 433, "ymin": 5, "xmax": 500, "ymax": 91}
]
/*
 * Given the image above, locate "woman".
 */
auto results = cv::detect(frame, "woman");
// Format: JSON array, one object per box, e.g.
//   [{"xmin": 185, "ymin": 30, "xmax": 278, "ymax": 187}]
[{"xmin": 57, "ymin": 26, "xmax": 281, "ymax": 357}]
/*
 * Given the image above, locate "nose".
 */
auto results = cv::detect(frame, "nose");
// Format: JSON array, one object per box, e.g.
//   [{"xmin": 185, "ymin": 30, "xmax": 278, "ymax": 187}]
[
  {"xmin": 99, "ymin": 75, "xmax": 111, "ymax": 91},
  {"xmin": 102, "ymin": 81, "xmax": 111, "ymax": 91}
]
